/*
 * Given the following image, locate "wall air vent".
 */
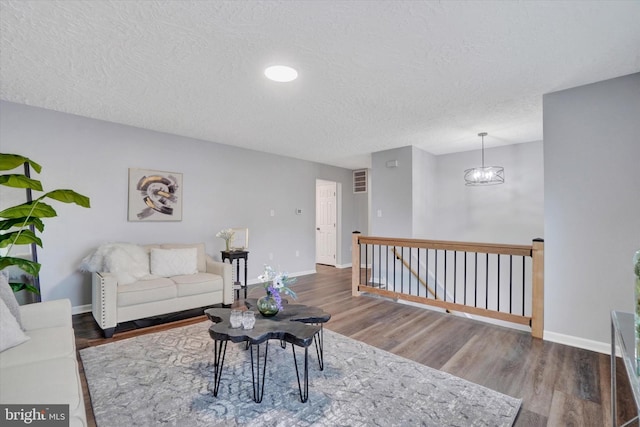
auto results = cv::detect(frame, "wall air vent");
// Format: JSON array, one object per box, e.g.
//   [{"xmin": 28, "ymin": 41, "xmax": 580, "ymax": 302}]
[{"xmin": 353, "ymin": 169, "xmax": 368, "ymax": 194}]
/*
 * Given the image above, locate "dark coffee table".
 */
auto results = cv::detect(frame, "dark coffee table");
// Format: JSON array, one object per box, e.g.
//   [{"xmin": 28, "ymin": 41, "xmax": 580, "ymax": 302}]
[
  {"xmin": 205, "ymin": 303, "xmax": 331, "ymax": 403},
  {"xmin": 244, "ymin": 299, "xmax": 330, "ymax": 370}
]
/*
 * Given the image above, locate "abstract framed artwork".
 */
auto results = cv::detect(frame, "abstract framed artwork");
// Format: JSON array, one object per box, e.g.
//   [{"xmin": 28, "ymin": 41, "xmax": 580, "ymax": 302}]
[{"xmin": 128, "ymin": 168, "xmax": 183, "ymax": 221}]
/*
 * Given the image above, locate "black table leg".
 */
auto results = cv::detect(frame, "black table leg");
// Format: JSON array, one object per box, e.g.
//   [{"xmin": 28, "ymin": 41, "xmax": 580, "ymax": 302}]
[
  {"xmin": 235, "ymin": 259, "xmax": 241, "ymax": 300},
  {"xmin": 243, "ymin": 258, "xmax": 248, "ymax": 299},
  {"xmin": 313, "ymin": 325, "xmax": 324, "ymax": 370},
  {"xmin": 212, "ymin": 340, "xmax": 228, "ymax": 397},
  {"xmin": 249, "ymin": 341, "xmax": 269, "ymax": 403},
  {"xmin": 292, "ymin": 344, "xmax": 309, "ymax": 403}
]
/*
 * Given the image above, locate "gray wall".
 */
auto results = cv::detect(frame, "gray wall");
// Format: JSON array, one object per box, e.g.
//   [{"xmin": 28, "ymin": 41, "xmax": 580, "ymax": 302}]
[
  {"xmin": 0, "ymin": 101, "xmax": 365, "ymax": 309},
  {"xmin": 368, "ymin": 141, "xmax": 544, "ymax": 245},
  {"xmin": 411, "ymin": 146, "xmax": 437, "ymax": 239},
  {"xmin": 434, "ymin": 141, "xmax": 544, "ymax": 245},
  {"xmin": 370, "ymin": 146, "xmax": 413, "ymax": 238},
  {"xmin": 543, "ymin": 72, "xmax": 640, "ymax": 346}
]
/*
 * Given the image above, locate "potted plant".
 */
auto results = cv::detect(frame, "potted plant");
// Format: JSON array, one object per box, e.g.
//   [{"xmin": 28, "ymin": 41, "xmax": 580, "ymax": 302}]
[{"xmin": 0, "ymin": 153, "xmax": 90, "ymax": 295}]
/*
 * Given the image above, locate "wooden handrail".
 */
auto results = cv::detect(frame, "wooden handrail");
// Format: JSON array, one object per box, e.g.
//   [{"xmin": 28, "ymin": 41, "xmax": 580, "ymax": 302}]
[
  {"xmin": 357, "ymin": 236, "xmax": 533, "ymax": 257},
  {"xmin": 352, "ymin": 233, "xmax": 544, "ymax": 339}
]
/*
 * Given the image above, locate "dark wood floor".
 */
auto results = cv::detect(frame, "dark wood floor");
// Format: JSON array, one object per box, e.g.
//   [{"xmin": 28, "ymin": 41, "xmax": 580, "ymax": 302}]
[{"xmin": 73, "ymin": 265, "xmax": 637, "ymax": 427}]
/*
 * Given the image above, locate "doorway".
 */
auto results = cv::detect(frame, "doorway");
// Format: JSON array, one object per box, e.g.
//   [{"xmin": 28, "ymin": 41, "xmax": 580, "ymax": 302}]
[{"xmin": 315, "ymin": 180, "xmax": 337, "ymax": 266}]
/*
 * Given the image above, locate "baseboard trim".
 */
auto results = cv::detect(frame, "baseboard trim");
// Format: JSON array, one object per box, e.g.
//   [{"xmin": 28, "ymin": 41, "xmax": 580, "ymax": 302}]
[
  {"xmin": 73, "ymin": 303, "xmax": 92, "ymax": 315},
  {"xmin": 290, "ymin": 269, "xmax": 317, "ymax": 278},
  {"xmin": 544, "ymin": 330, "xmax": 611, "ymax": 355},
  {"xmin": 336, "ymin": 263, "xmax": 352, "ymax": 269}
]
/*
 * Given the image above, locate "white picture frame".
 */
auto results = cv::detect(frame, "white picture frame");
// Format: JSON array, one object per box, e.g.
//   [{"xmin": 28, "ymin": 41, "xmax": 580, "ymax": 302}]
[{"xmin": 230, "ymin": 227, "xmax": 249, "ymax": 250}]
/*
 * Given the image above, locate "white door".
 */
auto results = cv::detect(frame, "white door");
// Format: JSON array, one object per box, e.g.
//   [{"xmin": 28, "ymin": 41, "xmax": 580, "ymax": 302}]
[{"xmin": 316, "ymin": 181, "xmax": 337, "ymax": 266}]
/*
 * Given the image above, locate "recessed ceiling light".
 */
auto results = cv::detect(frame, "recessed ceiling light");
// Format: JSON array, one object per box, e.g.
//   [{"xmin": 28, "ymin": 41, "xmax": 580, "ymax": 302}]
[{"xmin": 264, "ymin": 65, "xmax": 298, "ymax": 82}]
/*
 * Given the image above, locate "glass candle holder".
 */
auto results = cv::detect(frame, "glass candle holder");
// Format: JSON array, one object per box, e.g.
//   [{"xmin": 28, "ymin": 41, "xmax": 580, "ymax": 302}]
[
  {"xmin": 229, "ymin": 309, "xmax": 243, "ymax": 329},
  {"xmin": 242, "ymin": 310, "xmax": 256, "ymax": 330}
]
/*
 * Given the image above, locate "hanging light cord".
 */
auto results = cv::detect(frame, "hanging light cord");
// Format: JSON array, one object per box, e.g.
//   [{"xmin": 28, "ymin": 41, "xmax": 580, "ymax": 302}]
[{"xmin": 479, "ymin": 132, "xmax": 487, "ymax": 168}]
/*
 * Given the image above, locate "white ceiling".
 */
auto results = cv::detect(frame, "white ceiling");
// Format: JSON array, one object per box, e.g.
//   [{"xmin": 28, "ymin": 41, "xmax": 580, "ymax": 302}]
[{"xmin": 1, "ymin": 1, "xmax": 639, "ymax": 169}]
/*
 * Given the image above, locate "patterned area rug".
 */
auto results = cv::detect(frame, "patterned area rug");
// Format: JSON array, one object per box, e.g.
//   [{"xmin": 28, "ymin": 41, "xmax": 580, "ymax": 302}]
[{"xmin": 80, "ymin": 321, "xmax": 521, "ymax": 426}]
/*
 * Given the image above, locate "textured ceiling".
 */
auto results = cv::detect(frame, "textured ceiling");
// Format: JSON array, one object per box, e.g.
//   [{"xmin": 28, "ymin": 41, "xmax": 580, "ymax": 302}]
[{"xmin": 1, "ymin": 1, "xmax": 639, "ymax": 169}]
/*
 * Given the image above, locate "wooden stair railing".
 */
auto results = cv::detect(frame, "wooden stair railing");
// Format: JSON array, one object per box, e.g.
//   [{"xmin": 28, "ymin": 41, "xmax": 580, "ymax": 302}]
[
  {"xmin": 392, "ymin": 247, "xmax": 438, "ymax": 299},
  {"xmin": 392, "ymin": 248, "xmax": 463, "ymax": 315},
  {"xmin": 352, "ymin": 234, "xmax": 545, "ymax": 339}
]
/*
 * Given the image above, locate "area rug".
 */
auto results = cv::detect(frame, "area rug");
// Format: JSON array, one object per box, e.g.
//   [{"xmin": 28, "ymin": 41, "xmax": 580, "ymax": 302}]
[{"xmin": 80, "ymin": 321, "xmax": 521, "ymax": 426}]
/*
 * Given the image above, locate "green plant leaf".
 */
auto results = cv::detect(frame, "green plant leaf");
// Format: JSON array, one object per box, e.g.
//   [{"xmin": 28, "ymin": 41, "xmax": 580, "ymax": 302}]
[
  {"xmin": 0, "ymin": 217, "xmax": 45, "ymax": 232},
  {"xmin": 9, "ymin": 282, "xmax": 26, "ymax": 292},
  {"xmin": 44, "ymin": 189, "xmax": 91, "ymax": 208},
  {"xmin": 0, "ymin": 229, "xmax": 43, "ymax": 248},
  {"xmin": 0, "ymin": 174, "xmax": 44, "ymax": 191},
  {"xmin": 0, "ymin": 257, "xmax": 41, "ymax": 276},
  {"xmin": 23, "ymin": 283, "xmax": 40, "ymax": 294},
  {"xmin": 8, "ymin": 282, "xmax": 39, "ymax": 294},
  {"xmin": 0, "ymin": 153, "xmax": 42, "ymax": 173},
  {"xmin": 0, "ymin": 201, "xmax": 57, "ymax": 219}
]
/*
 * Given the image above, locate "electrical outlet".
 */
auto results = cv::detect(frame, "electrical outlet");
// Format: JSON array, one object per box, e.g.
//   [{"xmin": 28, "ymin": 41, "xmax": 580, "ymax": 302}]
[
  {"xmin": 377, "ymin": 209, "xmax": 382, "ymax": 217},
  {"xmin": 269, "ymin": 253, "xmax": 274, "ymax": 260},
  {"xmin": 270, "ymin": 209, "xmax": 275, "ymax": 217},
  {"xmin": 295, "ymin": 250, "xmax": 300, "ymax": 257}
]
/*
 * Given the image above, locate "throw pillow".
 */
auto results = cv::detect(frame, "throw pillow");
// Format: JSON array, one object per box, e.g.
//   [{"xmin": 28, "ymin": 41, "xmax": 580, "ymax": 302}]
[
  {"xmin": 104, "ymin": 244, "xmax": 151, "ymax": 285},
  {"xmin": 0, "ymin": 274, "xmax": 23, "ymax": 330},
  {"xmin": 0, "ymin": 297, "xmax": 30, "ymax": 352},
  {"xmin": 78, "ymin": 243, "xmax": 150, "ymax": 285},
  {"xmin": 150, "ymin": 248, "xmax": 198, "ymax": 277}
]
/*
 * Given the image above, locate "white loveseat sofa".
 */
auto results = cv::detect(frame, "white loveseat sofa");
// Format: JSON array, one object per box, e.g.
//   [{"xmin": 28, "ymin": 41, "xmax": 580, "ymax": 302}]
[
  {"xmin": 90, "ymin": 242, "xmax": 233, "ymax": 338},
  {"xmin": 0, "ymin": 298, "xmax": 87, "ymax": 427}
]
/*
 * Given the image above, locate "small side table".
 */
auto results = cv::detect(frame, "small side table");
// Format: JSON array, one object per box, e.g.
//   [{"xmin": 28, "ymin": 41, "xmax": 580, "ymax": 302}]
[{"xmin": 221, "ymin": 250, "xmax": 249, "ymax": 300}]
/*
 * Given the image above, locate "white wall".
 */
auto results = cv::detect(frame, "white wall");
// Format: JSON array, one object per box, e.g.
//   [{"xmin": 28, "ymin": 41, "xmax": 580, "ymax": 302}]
[
  {"xmin": 543, "ymin": 72, "xmax": 640, "ymax": 347},
  {"xmin": 433, "ymin": 141, "xmax": 544, "ymax": 245},
  {"xmin": 0, "ymin": 101, "xmax": 365, "ymax": 309}
]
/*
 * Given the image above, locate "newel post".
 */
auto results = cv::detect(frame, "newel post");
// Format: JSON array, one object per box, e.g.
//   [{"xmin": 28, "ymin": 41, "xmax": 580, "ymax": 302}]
[
  {"xmin": 352, "ymin": 232, "xmax": 362, "ymax": 297},
  {"xmin": 531, "ymin": 238, "xmax": 544, "ymax": 339}
]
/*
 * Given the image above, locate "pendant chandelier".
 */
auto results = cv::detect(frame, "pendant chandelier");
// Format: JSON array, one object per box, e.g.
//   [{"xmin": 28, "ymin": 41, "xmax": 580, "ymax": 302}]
[{"xmin": 464, "ymin": 132, "xmax": 504, "ymax": 186}]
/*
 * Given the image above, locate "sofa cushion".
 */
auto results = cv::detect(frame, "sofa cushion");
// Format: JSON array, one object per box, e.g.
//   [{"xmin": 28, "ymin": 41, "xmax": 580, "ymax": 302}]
[
  {"xmin": 117, "ymin": 278, "xmax": 176, "ymax": 307},
  {"xmin": 160, "ymin": 243, "xmax": 206, "ymax": 272},
  {"xmin": 69, "ymin": 416, "xmax": 86, "ymax": 427},
  {"xmin": 150, "ymin": 248, "xmax": 198, "ymax": 277},
  {"xmin": 0, "ymin": 298, "xmax": 29, "ymax": 352},
  {"xmin": 0, "ymin": 326, "xmax": 75, "ymax": 368},
  {"xmin": 0, "ymin": 357, "xmax": 83, "ymax": 413},
  {"xmin": 19, "ymin": 299, "xmax": 72, "ymax": 330},
  {"xmin": 172, "ymin": 273, "xmax": 224, "ymax": 297}
]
